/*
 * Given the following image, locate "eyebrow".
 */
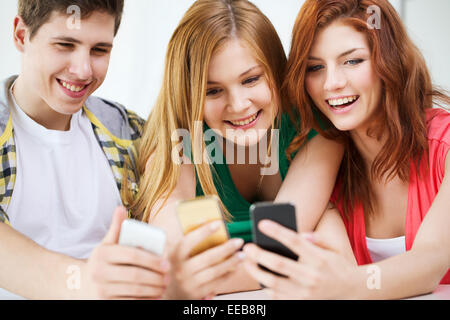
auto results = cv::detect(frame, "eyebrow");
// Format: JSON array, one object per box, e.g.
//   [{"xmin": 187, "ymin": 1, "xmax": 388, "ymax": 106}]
[
  {"xmin": 51, "ymin": 36, "xmax": 113, "ymax": 48},
  {"xmin": 308, "ymin": 48, "xmax": 365, "ymax": 61},
  {"xmin": 207, "ymin": 65, "xmax": 261, "ymax": 85}
]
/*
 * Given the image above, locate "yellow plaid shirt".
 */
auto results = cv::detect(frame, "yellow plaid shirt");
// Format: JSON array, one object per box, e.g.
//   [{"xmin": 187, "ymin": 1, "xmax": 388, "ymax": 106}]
[{"xmin": 0, "ymin": 76, "xmax": 145, "ymax": 226}]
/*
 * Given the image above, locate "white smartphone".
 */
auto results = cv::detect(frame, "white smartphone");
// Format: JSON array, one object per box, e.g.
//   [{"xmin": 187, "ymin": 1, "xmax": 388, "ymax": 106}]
[{"xmin": 118, "ymin": 219, "xmax": 166, "ymax": 257}]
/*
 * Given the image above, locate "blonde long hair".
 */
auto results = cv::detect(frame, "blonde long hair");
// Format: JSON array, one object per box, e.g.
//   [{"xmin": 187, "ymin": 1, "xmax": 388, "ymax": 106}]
[{"xmin": 126, "ymin": 0, "xmax": 287, "ymax": 222}]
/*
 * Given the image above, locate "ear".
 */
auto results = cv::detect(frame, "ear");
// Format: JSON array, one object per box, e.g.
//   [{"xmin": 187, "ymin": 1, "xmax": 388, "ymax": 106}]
[{"xmin": 13, "ymin": 15, "xmax": 29, "ymax": 53}]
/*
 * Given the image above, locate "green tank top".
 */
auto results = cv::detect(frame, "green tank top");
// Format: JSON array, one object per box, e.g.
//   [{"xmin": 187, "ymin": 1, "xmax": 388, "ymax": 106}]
[{"xmin": 195, "ymin": 113, "xmax": 318, "ymax": 242}]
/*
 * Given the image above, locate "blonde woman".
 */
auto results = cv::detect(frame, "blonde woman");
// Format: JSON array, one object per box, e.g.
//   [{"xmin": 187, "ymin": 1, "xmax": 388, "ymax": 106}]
[{"xmin": 126, "ymin": 0, "xmax": 344, "ymax": 299}]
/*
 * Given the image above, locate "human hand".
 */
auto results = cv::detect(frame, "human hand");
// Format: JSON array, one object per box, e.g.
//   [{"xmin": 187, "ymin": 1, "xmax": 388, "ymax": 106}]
[
  {"xmin": 83, "ymin": 206, "xmax": 170, "ymax": 299},
  {"xmin": 243, "ymin": 220, "xmax": 359, "ymax": 299},
  {"xmin": 163, "ymin": 221, "xmax": 245, "ymax": 300}
]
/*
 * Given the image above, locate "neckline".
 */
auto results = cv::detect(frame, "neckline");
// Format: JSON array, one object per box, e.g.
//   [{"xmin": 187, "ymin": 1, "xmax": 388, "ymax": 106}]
[
  {"xmin": 360, "ymin": 165, "xmax": 414, "ymax": 262},
  {"xmin": 9, "ymin": 81, "xmax": 81, "ymax": 144},
  {"xmin": 366, "ymin": 235, "xmax": 405, "ymax": 242},
  {"xmin": 202, "ymin": 122, "xmax": 253, "ymax": 209},
  {"xmin": 213, "ymin": 139, "xmax": 253, "ymax": 209}
]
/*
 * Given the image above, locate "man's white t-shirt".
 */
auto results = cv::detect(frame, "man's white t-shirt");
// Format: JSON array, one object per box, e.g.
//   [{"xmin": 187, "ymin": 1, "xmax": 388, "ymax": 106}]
[{"xmin": 0, "ymin": 85, "xmax": 122, "ymax": 299}]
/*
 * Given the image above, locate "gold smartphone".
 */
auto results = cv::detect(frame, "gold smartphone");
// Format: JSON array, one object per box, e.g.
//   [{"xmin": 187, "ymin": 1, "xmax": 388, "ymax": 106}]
[{"xmin": 176, "ymin": 196, "xmax": 229, "ymax": 257}]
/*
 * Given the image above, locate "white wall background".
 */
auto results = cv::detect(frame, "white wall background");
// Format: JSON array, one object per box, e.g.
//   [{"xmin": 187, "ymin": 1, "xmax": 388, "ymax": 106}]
[{"xmin": 1, "ymin": 0, "xmax": 449, "ymax": 119}]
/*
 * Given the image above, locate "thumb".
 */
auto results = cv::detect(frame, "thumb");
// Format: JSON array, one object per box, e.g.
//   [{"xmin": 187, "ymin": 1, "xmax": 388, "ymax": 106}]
[{"xmin": 102, "ymin": 206, "xmax": 128, "ymax": 245}]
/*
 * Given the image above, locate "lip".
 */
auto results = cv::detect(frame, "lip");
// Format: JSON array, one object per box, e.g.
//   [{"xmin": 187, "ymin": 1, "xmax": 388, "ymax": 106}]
[
  {"xmin": 225, "ymin": 110, "xmax": 261, "ymax": 130},
  {"xmin": 326, "ymin": 96, "xmax": 360, "ymax": 115},
  {"xmin": 57, "ymin": 78, "xmax": 91, "ymax": 99},
  {"xmin": 326, "ymin": 95, "xmax": 358, "ymax": 101}
]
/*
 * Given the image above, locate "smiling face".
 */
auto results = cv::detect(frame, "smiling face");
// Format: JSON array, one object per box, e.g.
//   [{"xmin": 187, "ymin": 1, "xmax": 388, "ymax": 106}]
[
  {"xmin": 203, "ymin": 39, "xmax": 276, "ymax": 147},
  {"xmin": 305, "ymin": 21, "xmax": 382, "ymax": 133},
  {"xmin": 15, "ymin": 10, "xmax": 114, "ymax": 127}
]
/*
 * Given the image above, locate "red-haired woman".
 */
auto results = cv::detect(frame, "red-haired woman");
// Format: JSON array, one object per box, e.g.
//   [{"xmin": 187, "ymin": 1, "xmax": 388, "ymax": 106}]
[{"xmin": 243, "ymin": 0, "xmax": 450, "ymax": 299}]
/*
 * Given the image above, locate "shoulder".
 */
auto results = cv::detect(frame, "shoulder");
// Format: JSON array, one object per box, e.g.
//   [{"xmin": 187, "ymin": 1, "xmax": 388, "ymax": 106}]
[
  {"xmin": 423, "ymin": 108, "xmax": 450, "ymax": 178},
  {"xmin": 426, "ymin": 107, "xmax": 450, "ymax": 145},
  {"xmin": 147, "ymin": 153, "xmax": 196, "ymax": 199},
  {"xmin": 0, "ymin": 76, "xmax": 17, "ymax": 142},
  {"xmin": 278, "ymin": 111, "xmax": 299, "ymax": 147},
  {"xmin": 84, "ymin": 96, "xmax": 145, "ymax": 141}
]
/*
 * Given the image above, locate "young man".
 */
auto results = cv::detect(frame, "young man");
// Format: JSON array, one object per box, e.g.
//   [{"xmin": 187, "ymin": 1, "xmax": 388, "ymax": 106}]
[{"xmin": 0, "ymin": 0, "xmax": 169, "ymax": 299}]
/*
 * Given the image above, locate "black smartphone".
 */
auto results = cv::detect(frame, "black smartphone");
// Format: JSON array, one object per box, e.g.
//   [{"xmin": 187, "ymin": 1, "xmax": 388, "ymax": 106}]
[{"xmin": 250, "ymin": 202, "xmax": 298, "ymax": 277}]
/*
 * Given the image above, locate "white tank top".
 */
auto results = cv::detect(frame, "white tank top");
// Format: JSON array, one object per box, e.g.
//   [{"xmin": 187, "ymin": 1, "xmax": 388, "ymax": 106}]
[{"xmin": 366, "ymin": 236, "xmax": 406, "ymax": 263}]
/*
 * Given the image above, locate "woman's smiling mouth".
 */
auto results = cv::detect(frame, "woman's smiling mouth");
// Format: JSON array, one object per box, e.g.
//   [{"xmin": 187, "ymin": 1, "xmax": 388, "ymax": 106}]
[
  {"xmin": 225, "ymin": 110, "xmax": 261, "ymax": 129},
  {"xmin": 325, "ymin": 95, "xmax": 360, "ymax": 114}
]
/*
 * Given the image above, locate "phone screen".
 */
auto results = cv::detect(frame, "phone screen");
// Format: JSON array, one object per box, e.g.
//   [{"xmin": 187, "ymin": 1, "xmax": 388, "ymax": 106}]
[
  {"xmin": 176, "ymin": 196, "xmax": 229, "ymax": 256},
  {"xmin": 250, "ymin": 202, "xmax": 298, "ymax": 277}
]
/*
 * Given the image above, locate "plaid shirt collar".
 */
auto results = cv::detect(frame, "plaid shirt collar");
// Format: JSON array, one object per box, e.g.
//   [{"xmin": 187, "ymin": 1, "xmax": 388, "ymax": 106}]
[{"xmin": 0, "ymin": 76, "xmax": 143, "ymax": 226}]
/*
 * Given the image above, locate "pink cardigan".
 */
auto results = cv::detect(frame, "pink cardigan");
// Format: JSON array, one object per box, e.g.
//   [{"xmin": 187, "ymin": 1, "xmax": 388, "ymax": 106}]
[{"xmin": 331, "ymin": 108, "xmax": 450, "ymax": 284}]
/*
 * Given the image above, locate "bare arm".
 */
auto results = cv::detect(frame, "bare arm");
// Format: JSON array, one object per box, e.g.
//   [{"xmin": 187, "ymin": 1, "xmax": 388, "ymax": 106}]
[
  {"xmin": 314, "ymin": 207, "xmax": 356, "ymax": 265},
  {"xmin": 276, "ymin": 135, "xmax": 344, "ymax": 232},
  {"xmin": 148, "ymin": 162, "xmax": 253, "ymax": 298},
  {"xmin": 351, "ymin": 150, "xmax": 450, "ymax": 299},
  {"xmin": 0, "ymin": 223, "xmax": 85, "ymax": 299},
  {"xmin": 148, "ymin": 162, "xmax": 197, "ymax": 249},
  {"xmin": 0, "ymin": 207, "xmax": 168, "ymax": 300},
  {"xmin": 244, "ymin": 150, "xmax": 450, "ymax": 299}
]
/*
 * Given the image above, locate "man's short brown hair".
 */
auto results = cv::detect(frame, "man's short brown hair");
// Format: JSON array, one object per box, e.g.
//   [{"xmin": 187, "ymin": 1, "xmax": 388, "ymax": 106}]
[{"xmin": 18, "ymin": 0, "xmax": 124, "ymax": 39}]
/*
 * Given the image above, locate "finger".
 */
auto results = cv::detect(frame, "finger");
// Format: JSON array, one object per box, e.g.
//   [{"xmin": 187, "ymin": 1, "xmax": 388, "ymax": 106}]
[
  {"xmin": 194, "ymin": 251, "xmax": 245, "ymax": 287},
  {"xmin": 196, "ymin": 266, "xmax": 239, "ymax": 299},
  {"xmin": 102, "ymin": 207, "xmax": 128, "ymax": 245},
  {"xmin": 242, "ymin": 260, "xmax": 302, "ymax": 295},
  {"xmin": 99, "ymin": 265, "xmax": 168, "ymax": 287},
  {"xmin": 258, "ymin": 220, "xmax": 327, "ymax": 265},
  {"xmin": 185, "ymin": 238, "xmax": 243, "ymax": 274},
  {"xmin": 243, "ymin": 243, "xmax": 305, "ymax": 278},
  {"xmin": 100, "ymin": 283, "xmax": 165, "ymax": 299},
  {"xmin": 243, "ymin": 243, "xmax": 318, "ymax": 287},
  {"xmin": 304, "ymin": 232, "xmax": 335, "ymax": 251},
  {"xmin": 176, "ymin": 221, "xmax": 223, "ymax": 260},
  {"xmin": 102, "ymin": 245, "xmax": 170, "ymax": 274},
  {"xmin": 257, "ymin": 220, "xmax": 302, "ymax": 256}
]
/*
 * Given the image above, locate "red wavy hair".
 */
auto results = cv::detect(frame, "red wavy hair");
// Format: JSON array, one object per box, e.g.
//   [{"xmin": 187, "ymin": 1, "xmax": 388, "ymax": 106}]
[{"xmin": 284, "ymin": 0, "xmax": 450, "ymax": 217}]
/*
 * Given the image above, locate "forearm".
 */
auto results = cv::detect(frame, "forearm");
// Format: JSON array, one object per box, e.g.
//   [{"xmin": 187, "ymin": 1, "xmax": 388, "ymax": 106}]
[
  {"xmin": 150, "ymin": 200, "xmax": 184, "ymax": 252},
  {"xmin": 352, "ymin": 247, "xmax": 448, "ymax": 299},
  {"xmin": 314, "ymin": 208, "xmax": 356, "ymax": 264},
  {"xmin": 276, "ymin": 136, "xmax": 343, "ymax": 232},
  {"xmin": 0, "ymin": 223, "xmax": 86, "ymax": 299}
]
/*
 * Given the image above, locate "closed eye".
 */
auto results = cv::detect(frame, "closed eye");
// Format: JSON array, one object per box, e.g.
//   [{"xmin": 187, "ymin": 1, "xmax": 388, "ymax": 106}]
[
  {"xmin": 57, "ymin": 43, "xmax": 74, "ymax": 48},
  {"xmin": 206, "ymin": 88, "xmax": 222, "ymax": 96},
  {"xmin": 344, "ymin": 59, "xmax": 364, "ymax": 66},
  {"xmin": 92, "ymin": 47, "xmax": 110, "ymax": 55},
  {"xmin": 306, "ymin": 65, "xmax": 324, "ymax": 72},
  {"xmin": 242, "ymin": 75, "xmax": 261, "ymax": 85}
]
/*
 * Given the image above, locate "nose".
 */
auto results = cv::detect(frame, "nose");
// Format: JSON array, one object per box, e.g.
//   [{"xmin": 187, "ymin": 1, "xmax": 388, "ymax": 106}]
[
  {"xmin": 323, "ymin": 66, "xmax": 347, "ymax": 92},
  {"xmin": 68, "ymin": 50, "xmax": 93, "ymax": 80},
  {"xmin": 227, "ymin": 88, "xmax": 251, "ymax": 113}
]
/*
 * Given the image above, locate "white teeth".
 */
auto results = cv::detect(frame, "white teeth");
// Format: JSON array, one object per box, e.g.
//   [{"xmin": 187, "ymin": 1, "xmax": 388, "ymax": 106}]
[
  {"xmin": 229, "ymin": 112, "xmax": 259, "ymax": 126},
  {"xmin": 328, "ymin": 96, "xmax": 358, "ymax": 107},
  {"xmin": 60, "ymin": 80, "xmax": 84, "ymax": 93}
]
